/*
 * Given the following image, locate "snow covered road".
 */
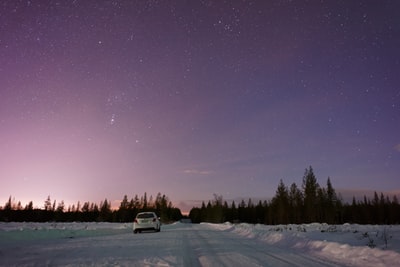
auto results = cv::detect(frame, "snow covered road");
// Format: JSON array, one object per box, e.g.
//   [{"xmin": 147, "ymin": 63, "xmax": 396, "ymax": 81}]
[
  {"xmin": 1, "ymin": 222, "xmax": 399, "ymax": 266},
  {"xmin": 174, "ymin": 224, "xmax": 340, "ymax": 267}
]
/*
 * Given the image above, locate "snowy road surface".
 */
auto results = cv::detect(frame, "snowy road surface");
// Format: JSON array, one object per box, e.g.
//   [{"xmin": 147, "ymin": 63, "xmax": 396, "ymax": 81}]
[
  {"xmin": 168, "ymin": 224, "xmax": 340, "ymax": 267},
  {"xmin": 1, "ymin": 222, "xmax": 399, "ymax": 266}
]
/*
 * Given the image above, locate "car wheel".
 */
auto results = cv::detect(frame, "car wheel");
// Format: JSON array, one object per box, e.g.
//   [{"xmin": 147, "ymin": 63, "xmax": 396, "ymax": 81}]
[{"xmin": 133, "ymin": 230, "xmax": 137, "ymax": 234}]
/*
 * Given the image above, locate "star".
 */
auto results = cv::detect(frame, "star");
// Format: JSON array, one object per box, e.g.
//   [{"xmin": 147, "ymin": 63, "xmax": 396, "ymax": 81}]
[{"xmin": 110, "ymin": 114, "xmax": 116, "ymax": 125}]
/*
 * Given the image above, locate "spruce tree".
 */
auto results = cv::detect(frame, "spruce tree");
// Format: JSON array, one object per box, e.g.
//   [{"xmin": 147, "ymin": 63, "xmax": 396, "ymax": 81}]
[
  {"xmin": 302, "ymin": 166, "xmax": 319, "ymax": 223},
  {"xmin": 325, "ymin": 177, "xmax": 337, "ymax": 223},
  {"xmin": 271, "ymin": 179, "xmax": 289, "ymax": 224},
  {"xmin": 289, "ymin": 182, "xmax": 303, "ymax": 223}
]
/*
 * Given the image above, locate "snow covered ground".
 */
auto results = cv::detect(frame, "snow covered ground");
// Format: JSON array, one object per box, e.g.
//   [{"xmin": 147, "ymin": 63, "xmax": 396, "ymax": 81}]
[{"xmin": 0, "ymin": 221, "xmax": 399, "ymax": 266}]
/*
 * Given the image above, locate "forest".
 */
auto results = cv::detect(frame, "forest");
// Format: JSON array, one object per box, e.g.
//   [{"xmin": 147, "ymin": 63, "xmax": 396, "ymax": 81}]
[
  {"xmin": 2, "ymin": 167, "xmax": 400, "ymax": 225},
  {"xmin": 189, "ymin": 166, "xmax": 400, "ymax": 225},
  {"xmin": 0, "ymin": 192, "xmax": 182, "ymax": 223}
]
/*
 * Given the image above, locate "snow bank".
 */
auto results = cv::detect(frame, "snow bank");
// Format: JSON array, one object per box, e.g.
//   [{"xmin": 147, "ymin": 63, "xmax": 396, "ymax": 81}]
[
  {"xmin": 205, "ymin": 222, "xmax": 400, "ymax": 267},
  {"xmin": 0, "ymin": 222, "xmax": 131, "ymax": 242}
]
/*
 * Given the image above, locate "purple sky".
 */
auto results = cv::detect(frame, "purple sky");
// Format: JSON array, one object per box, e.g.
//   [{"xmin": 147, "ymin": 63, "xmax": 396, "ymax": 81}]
[{"xmin": 1, "ymin": 1, "xmax": 399, "ymax": 212}]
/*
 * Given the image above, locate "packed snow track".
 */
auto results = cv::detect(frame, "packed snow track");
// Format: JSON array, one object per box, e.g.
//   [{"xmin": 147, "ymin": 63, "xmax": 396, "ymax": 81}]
[{"xmin": 1, "ymin": 222, "xmax": 399, "ymax": 266}]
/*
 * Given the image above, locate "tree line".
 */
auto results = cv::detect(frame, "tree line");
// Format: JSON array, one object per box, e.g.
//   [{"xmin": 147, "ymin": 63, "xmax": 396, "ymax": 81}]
[
  {"xmin": 0, "ymin": 192, "xmax": 182, "ymax": 223},
  {"xmin": 2, "ymin": 166, "xmax": 399, "ymax": 225},
  {"xmin": 189, "ymin": 166, "xmax": 400, "ymax": 225}
]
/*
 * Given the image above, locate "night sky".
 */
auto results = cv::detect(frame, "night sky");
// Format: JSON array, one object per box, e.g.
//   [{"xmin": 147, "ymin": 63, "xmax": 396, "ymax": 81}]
[{"xmin": 1, "ymin": 1, "xmax": 399, "ymax": 211}]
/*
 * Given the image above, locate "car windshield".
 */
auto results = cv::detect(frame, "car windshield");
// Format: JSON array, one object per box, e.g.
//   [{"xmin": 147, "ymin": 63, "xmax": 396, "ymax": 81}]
[{"xmin": 137, "ymin": 213, "xmax": 154, "ymax": 219}]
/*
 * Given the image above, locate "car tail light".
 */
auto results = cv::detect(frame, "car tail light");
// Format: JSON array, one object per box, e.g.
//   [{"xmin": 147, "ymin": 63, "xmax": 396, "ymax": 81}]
[
  {"xmin": 134, "ymin": 219, "xmax": 138, "ymax": 223},
  {"xmin": 153, "ymin": 218, "xmax": 156, "ymax": 222}
]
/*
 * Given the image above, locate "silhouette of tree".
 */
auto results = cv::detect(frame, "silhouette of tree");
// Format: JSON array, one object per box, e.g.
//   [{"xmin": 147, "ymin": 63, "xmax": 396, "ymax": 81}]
[
  {"xmin": 302, "ymin": 166, "xmax": 319, "ymax": 222},
  {"xmin": 271, "ymin": 179, "xmax": 289, "ymax": 224},
  {"xmin": 44, "ymin": 196, "xmax": 52, "ymax": 211},
  {"xmin": 99, "ymin": 199, "xmax": 112, "ymax": 221},
  {"xmin": 289, "ymin": 182, "xmax": 303, "ymax": 224}
]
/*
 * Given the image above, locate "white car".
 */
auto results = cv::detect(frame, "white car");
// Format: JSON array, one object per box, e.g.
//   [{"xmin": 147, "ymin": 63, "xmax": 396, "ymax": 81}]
[{"xmin": 133, "ymin": 212, "xmax": 161, "ymax": 233}]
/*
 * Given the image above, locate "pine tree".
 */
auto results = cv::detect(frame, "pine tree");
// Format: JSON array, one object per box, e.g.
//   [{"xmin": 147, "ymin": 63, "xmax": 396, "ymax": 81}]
[
  {"xmin": 238, "ymin": 199, "xmax": 246, "ymax": 222},
  {"xmin": 189, "ymin": 207, "xmax": 201, "ymax": 223},
  {"xmin": 231, "ymin": 201, "xmax": 238, "ymax": 222},
  {"xmin": 44, "ymin": 196, "xmax": 52, "ymax": 211},
  {"xmin": 142, "ymin": 192, "xmax": 148, "ymax": 210},
  {"xmin": 118, "ymin": 195, "xmax": 129, "ymax": 222},
  {"xmin": 75, "ymin": 201, "xmax": 81, "ymax": 213},
  {"xmin": 82, "ymin": 202, "xmax": 90, "ymax": 213},
  {"xmin": 271, "ymin": 179, "xmax": 289, "ymax": 224},
  {"xmin": 317, "ymin": 187, "xmax": 327, "ymax": 222},
  {"xmin": 56, "ymin": 201, "xmax": 65, "ymax": 212},
  {"xmin": 4, "ymin": 196, "xmax": 12, "ymax": 211},
  {"xmin": 289, "ymin": 182, "xmax": 303, "ymax": 223},
  {"xmin": 325, "ymin": 177, "xmax": 339, "ymax": 222},
  {"xmin": 302, "ymin": 166, "xmax": 319, "ymax": 223},
  {"xmin": 391, "ymin": 195, "xmax": 400, "ymax": 223},
  {"xmin": 99, "ymin": 199, "xmax": 112, "ymax": 221},
  {"xmin": 25, "ymin": 201, "xmax": 33, "ymax": 211},
  {"xmin": 159, "ymin": 194, "xmax": 169, "ymax": 222}
]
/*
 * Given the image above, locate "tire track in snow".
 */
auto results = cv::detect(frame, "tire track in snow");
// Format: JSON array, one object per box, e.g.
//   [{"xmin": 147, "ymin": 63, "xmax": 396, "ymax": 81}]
[{"xmin": 198, "ymin": 223, "xmax": 343, "ymax": 267}]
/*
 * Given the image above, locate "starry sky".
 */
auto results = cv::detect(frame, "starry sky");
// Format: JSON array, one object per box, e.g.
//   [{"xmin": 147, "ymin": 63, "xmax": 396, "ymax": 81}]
[{"xmin": 1, "ymin": 1, "xmax": 399, "ymax": 212}]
